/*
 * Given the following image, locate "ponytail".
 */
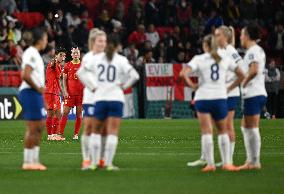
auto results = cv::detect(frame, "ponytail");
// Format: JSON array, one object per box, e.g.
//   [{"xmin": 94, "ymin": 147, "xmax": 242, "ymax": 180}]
[
  {"xmin": 105, "ymin": 43, "xmax": 116, "ymax": 61},
  {"xmin": 228, "ymin": 26, "xmax": 235, "ymax": 46},
  {"xmin": 203, "ymin": 34, "xmax": 221, "ymax": 64},
  {"xmin": 105, "ymin": 35, "xmax": 120, "ymax": 62}
]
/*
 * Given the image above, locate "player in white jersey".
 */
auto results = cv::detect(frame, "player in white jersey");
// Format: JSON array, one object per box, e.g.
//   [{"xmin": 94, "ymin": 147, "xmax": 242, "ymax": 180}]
[
  {"xmin": 187, "ymin": 26, "xmax": 243, "ymax": 167},
  {"xmin": 238, "ymin": 24, "xmax": 267, "ymax": 170},
  {"xmin": 77, "ymin": 35, "xmax": 140, "ymax": 171},
  {"xmin": 180, "ymin": 34, "xmax": 244, "ymax": 172},
  {"xmin": 18, "ymin": 28, "xmax": 48, "ymax": 170},
  {"xmin": 79, "ymin": 29, "xmax": 107, "ymax": 170}
]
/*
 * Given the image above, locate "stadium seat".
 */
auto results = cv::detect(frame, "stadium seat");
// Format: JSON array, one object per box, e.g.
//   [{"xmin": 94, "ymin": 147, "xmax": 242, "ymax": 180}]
[{"xmin": 13, "ymin": 12, "xmax": 44, "ymax": 28}]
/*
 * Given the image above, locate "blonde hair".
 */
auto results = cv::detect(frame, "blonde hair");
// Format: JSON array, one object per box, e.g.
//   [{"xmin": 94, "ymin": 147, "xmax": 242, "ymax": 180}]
[
  {"xmin": 88, "ymin": 28, "xmax": 106, "ymax": 51},
  {"xmin": 203, "ymin": 34, "xmax": 221, "ymax": 64},
  {"xmin": 218, "ymin": 25, "xmax": 235, "ymax": 46}
]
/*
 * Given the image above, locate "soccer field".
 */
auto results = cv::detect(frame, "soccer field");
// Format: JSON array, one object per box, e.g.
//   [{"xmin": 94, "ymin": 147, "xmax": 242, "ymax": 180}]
[{"xmin": 0, "ymin": 119, "xmax": 284, "ymax": 194}]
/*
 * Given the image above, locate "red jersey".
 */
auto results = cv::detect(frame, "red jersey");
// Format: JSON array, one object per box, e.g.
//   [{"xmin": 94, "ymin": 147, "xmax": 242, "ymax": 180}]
[
  {"xmin": 45, "ymin": 62, "xmax": 62, "ymax": 95},
  {"xmin": 63, "ymin": 61, "xmax": 84, "ymax": 96}
]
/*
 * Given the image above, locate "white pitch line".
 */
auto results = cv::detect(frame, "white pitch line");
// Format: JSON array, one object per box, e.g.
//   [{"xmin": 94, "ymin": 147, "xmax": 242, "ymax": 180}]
[{"xmin": 0, "ymin": 151, "xmax": 284, "ymax": 156}]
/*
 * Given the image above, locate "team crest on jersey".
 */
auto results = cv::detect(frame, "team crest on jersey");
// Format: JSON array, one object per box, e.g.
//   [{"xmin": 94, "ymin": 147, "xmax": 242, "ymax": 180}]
[
  {"xmin": 30, "ymin": 57, "xmax": 36, "ymax": 63},
  {"xmin": 248, "ymin": 54, "xmax": 254, "ymax": 60}
]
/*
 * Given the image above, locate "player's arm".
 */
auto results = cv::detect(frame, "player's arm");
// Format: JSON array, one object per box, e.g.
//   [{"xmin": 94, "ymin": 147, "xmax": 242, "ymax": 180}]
[
  {"xmin": 227, "ymin": 66, "xmax": 245, "ymax": 93},
  {"xmin": 77, "ymin": 65, "xmax": 97, "ymax": 92},
  {"xmin": 62, "ymin": 73, "xmax": 68, "ymax": 98},
  {"xmin": 180, "ymin": 66, "xmax": 198, "ymax": 90},
  {"xmin": 121, "ymin": 68, "xmax": 140, "ymax": 90},
  {"xmin": 21, "ymin": 65, "xmax": 44, "ymax": 94},
  {"xmin": 243, "ymin": 62, "xmax": 258, "ymax": 88}
]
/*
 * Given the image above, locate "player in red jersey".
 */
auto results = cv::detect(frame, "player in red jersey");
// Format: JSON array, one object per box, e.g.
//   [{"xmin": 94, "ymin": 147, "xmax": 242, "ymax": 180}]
[
  {"xmin": 59, "ymin": 47, "xmax": 84, "ymax": 140},
  {"xmin": 44, "ymin": 47, "xmax": 66, "ymax": 141}
]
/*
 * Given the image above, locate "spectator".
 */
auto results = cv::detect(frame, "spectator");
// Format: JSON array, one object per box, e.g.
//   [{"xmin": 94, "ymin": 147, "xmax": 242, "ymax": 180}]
[
  {"xmin": 136, "ymin": 49, "xmax": 155, "ymax": 67},
  {"xmin": 123, "ymin": 43, "xmax": 139, "ymax": 66},
  {"xmin": 155, "ymin": 41, "xmax": 167, "ymax": 63},
  {"xmin": 205, "ymin": 9, "xmax": 224, "ymax": 34},
  {"xmin": 8, "ymin": 40, "xmax": 22, "ymax": 66},
  {"xmin": 172, "ymin": 51, "xmax": 186, "ymax": 63},
  {"xmin": 145, "ymin": 0, "xmax": 159, "ymax": 26},
  {"xmin": 73, "ymin": 21, "xmax": 89, "ymax": 50},
  {"xmin": 127, "ymin": 10, "xmax": 144, "ymax": 34},
  {"xmin": 42, "ymin": 45, "xmax": 55, "ymax": 66},
  {"xmin": 0, "ymin": 40, "xmax": 10, "ymax": 64},
  {"xmin": 268, "ymin": 24, "xmax": 284, "ymax": 57},
  {"xmin": 176, "ymin": 0, "xmax": 192, "ymax": 27},
  {"xmin": 114, "ymin": 0, "xmax": 125, "ymax": 22},
  {"xmin": 0, "ymin": 0, "xmax": 17, "ymax": 15},
  {"xmin": 128, "ymin": 24, "xmax": 147, "ymax": 48},
  {"xmin": 94, "ymin": 9, "xmax": 112, "ymax": 32},
  {"xmin": 95, "ymin": 0, "xmax": 114, "ymax": 18},
  {"xmin": 66, "ymin": 12, "xmax": 81, "ymax": 28},
  {"xmin": 145, "ymin": 24, "xmax": 160, "ymax": 48},
  {"xmin": 226, "ymin": 0, "xmax": 240, "ymax": 24},
  {"xmin": 265, "ymin": 60, "xmax": 281, "ymax": 119},
  {"xmin": 81, "ymin": 10, "xmax": 94, "ymax": 31}
]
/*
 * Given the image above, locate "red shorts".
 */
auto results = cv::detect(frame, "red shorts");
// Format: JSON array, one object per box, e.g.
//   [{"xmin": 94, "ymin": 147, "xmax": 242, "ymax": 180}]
[
  {"xmin": 64, "ymin": 95, "xmax": 83, "ymax": 107},
  {"xmin": 44, "ymin": 93, "xmax": 61, "ymax": 110}
]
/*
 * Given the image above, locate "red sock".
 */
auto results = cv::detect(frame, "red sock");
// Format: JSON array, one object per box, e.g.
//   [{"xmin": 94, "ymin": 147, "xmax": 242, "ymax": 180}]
[
  {"xmin": 46, "ymin": 116, "xmax": 53, "ymax": 135},
  {"xmin": 59, "ymin": 115, "xmax": 68, "ymax": 135},
  {"xmin": 52, "ymin": 117, "xmax": 60, "ymax": 134},
  {"xmin": 74, "ymin": 117, "xmax": 82, "ymax": 135}
]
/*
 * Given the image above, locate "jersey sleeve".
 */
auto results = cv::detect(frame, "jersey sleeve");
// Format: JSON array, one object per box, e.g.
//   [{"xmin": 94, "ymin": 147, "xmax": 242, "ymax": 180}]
[
  {"xmin": 22, "ymin": 51, "xmax": 37, "ymax": 69},
  {"xmin": 186, "ymin": 56, "xmax": 199, "ymax": 72},
  {"xmin": 246, "ymin": 50, "xmax": 258, "ymax": 66},
  {"xmin": 228, "ymin": 58, "xmax": 238, "ymax": 72},
  {"xmin": 121, "ymin": 57, "xmax": 134, "ymax": 74}
]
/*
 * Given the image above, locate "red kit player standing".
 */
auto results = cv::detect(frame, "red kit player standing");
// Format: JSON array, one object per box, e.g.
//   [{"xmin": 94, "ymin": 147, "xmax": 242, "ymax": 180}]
[
  {"xmin": 44, "ymin": 47, "xmax": 66, "ymax": 141},
  {"xmin": 59, "ymin": 47, "xmax": 84, "ymax": 140}
]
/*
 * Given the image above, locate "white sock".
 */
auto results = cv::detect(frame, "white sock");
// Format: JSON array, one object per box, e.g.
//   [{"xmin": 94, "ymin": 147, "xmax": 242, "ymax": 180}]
[
  {"xmin": 81, "ymin": 134, "xmax": 90, "ymax": 161},
  {"xmin": 89, "ymin": 133, "xmax": 102, "ymax": 166},
  {"xmin": 33, "ymin": 146, "xmax": 40, "ymax": 163},
  {"xmin": 218, "ymin": 134, "xmax": 231, "ymax": 165},
  {"xmin": 101, "ymin": 135, "xmax": 107, "ymax": 159},
  {"xmin": 241, "ymin": 127, "xmax": 252, "ymax": 163},
  {"xmin": 250, "ymin": 128, "xmax": 261, "ymax": 165},
  {"xmin": 230, "ymin": 142, "xmax": 235, "ymax": 164},
  {"xmin": 201, "ymin": 134, "xmax": 214, "ymax": 165},
  {"xmin": 104, "ymin": 135, "xmax": 118, "ymax": 167},
  {"xmin": 200, "ymin": 136, "xmax": 205, "ymax": 160},
  {"xmin": 24, "ymin": 148, "xmax": 34, "ymax": 164}
]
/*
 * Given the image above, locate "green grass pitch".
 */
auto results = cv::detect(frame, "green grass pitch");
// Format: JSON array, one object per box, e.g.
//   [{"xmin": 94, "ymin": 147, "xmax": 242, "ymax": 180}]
[{"xmin": 0, "ymin": 119, "xmax": 284, "ymax": 194}]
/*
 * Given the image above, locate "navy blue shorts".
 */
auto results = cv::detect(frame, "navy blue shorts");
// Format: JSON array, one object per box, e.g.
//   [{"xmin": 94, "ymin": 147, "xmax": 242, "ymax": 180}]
[
  {"xmin": 83, "ymin": 104, "xmax": 95, "ymax": 117},
  {"xmin": 244, "ymin": 96, "xmax": 267, "ymax": 116},
  {"xmin": 19, "ymin": 88, "xmax": 45, "ymax": 120},
  {"xmin": 195, "ymin": 99, "xmax": 228, "ymax": 121},
  {"xmin": 227, "ymin": 97, "xmax": 240, "ymax": 111},
  {"xmin": 94, "ymin": 101, "xmax": 124, "ymax": 120}
]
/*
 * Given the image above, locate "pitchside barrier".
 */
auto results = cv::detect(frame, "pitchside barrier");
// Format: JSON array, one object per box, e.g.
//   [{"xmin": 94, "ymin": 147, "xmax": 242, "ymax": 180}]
[
  {"xmin": 0, "ymin": 88, "xmax": 136, "ymax": 120},
  {"xmin": 143, "ymin": 63, "xmax": 242, "ymax": 119}
]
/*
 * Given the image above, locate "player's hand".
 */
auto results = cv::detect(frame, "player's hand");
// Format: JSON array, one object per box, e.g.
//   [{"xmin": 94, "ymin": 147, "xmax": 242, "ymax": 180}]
[{"xmin": 37, "ymin": 87, "xmax": 45, "ymax": 94}]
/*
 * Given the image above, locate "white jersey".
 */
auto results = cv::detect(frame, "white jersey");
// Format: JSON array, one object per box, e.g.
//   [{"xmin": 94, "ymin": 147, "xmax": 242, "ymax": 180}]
[
  {"xmin": 187, "ymin": 53, "xmax": 238, "ymax": 101},
  {"xmin": 81, "ymin": 51, "xmax": 97, "ymax": 104},
  {"xmin": 85, "ymin": 52, "xmax": 134, "ymax": 103},
  {"xmin": 19, "ymin": 46, "xmax": 45, "ymax": 91},
  {"xmin": 218, "ymin": 44, "xmax": 242, "ymax": 97},
  {"xmin": 242, "ymin": 44, "xmax": 267, "ymax": 99}
]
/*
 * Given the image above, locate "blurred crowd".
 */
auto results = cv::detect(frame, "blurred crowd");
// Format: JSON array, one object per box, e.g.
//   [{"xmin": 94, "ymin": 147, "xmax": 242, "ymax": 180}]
[{"xmin": 0, "ymin": 0, "xmax": 284, "ymax": 69}]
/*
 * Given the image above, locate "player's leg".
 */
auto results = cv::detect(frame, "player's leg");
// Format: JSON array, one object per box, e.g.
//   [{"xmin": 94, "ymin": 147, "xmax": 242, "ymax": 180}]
[
  {"xmin": 104, "ymin": 117, "xmax": 121, "ymax": 171},
  {"xmin": 103, "ymin": 101, "xmax": 124, "ymax": 171},
  {"xmin": 51, "ymin": 95, "xmax": 63, "ymax": 139},
  {"xmin": 196, "ymin": 112, "xmax": 215, "ymax": 172},
  {"xmin": 227, "ymin": 110, "xmax": 236, "ymax": 164},
  {"xmin": 73, "ymin": 105, "xmax": 83, "ymax": 139},
  {"xmin": 99, "ymin": 123, "xmax": 107, "ymax": 168},
  {"xmin": 23, "ymin": 120, "xmax": 47, "ymax": 170},
  {"xmin": 80, "ymin": 104, "xmax": 95, "ymax": 169},
  {"xmin": 88, "ymin": 101, "xmax": 106, "ymax": 170},
  {"xmin": 46, "ymin": 109, "xmax": 54, "ymax": 140},
  {"xmin": 239, "ymin": 96, "xmax": 266, "ymax": 170},
  {"xmin": 59, "ymin": 105, "xmax": 72, "ymax": 136}
]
